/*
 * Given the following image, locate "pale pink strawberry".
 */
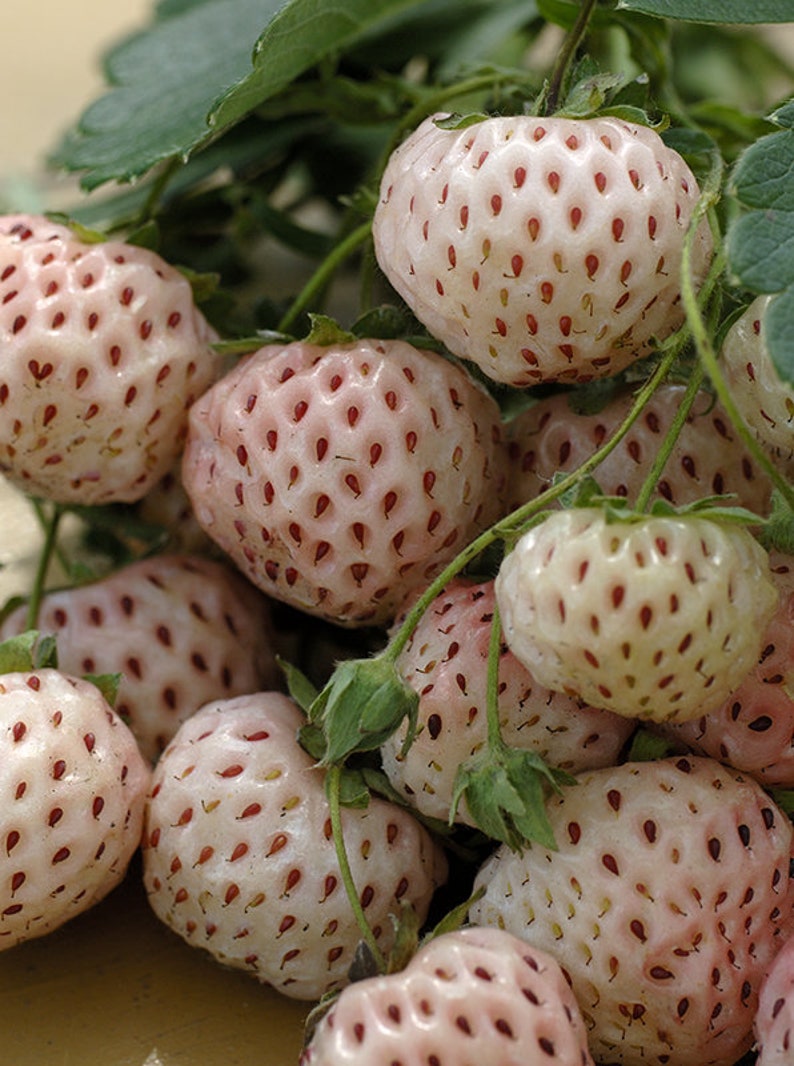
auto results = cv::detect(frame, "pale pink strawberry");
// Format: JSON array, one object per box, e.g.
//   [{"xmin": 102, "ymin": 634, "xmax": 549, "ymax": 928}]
[
  {"xmin": 142, "ymin": 691, "xmax": 448, "ymax": 1001},
  {"xmin": 505, "ymin": 382, "xmax": 774, "ymax": 516},
  {"xmin": 754, "ymin": 933, "xmax": 794, "ymax": 1065},
  {"xmin": 469, "ymin": 756, "xmax": 794, "ymax": 1066},
  {"xmin": 656, "ymin": 552, "xmax": 794, "ymax": 786},
  {"xmin": 0, "ymin": 213, "xmax": 222, "ymax": 504},
  {"xmin": 181, "ymin": 337, "xmax": 508, "ymax": 627},
  {"xmin": 720, "ymin": 294, "xmax": 794, "ymax": 478},
  {"xmin": 0, "ymin": 553, "xmax": 282, "ymax": 762},
  {"xmin": 0, "ymin": 668, "xmax": 151, "ymax": 949},
  {"xmin": 300, "ymin": 925, "xmax": 595, "ymax": 1065},
  {"xmin": 495, "ymin": 507, "xmax": 779, "ymax": 723},
  {"xmin": 380, "ymin": 577, "xmax": 634, "ymax": 826},
  {"xmin": 372, "ymin": 114, "xmax": 713, "ymax": 387}
]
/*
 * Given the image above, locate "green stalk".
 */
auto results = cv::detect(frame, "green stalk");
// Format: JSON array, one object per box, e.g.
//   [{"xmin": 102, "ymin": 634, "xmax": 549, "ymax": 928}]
[
  {"xmin": 326, "ymin": 764, "xmax": 387, "ymax": 973},
  {"xmin": 25, "ymin": 502, "xmax": 63, "ymax": 631},
  {"xmin": 386, "ymin": 340, "xmax": 683, "ymax": 663},
  {"xmin": 541, "ymin": 0, "xmax": 600, "ymax": 115},
  {"xmin": 277, "ymin": 220, "xmax": 373, "ymax": 336}
]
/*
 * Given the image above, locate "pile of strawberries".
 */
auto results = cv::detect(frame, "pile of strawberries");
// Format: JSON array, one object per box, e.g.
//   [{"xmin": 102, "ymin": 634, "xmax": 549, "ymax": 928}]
[{"xmin": 0, "ymin": 106, "xmax": 792, "ymax": 1066}]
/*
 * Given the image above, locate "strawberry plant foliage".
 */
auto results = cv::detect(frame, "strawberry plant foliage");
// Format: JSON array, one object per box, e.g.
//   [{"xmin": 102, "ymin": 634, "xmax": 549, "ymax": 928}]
[{"xmin": 4, "ymin": 1, "xmax": 794, "ymax": 1059}]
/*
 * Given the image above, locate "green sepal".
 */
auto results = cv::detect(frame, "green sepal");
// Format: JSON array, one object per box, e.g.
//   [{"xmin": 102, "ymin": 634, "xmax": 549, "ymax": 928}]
[
  {"xmin": 324, "ymin": 766, "xmax": 372, "ymax": 810},
  {"xmin": 303, "ymin": 314, "xmax": 357, "ymax": 347},
  {"xmin": 625, "ymin": 727, "xmax": 678, "ymax": 762},
  {"xmin": 451, "ymin": 743, "xmax": 574, "ymax": 853},
  {"xmin": 279, "ymin": 656, "xmax": 320, "ymax": 715},
  {"xmin": 310, "ymin": 655, "xmax": 419, "ymax": 766},
  {"xmin": 84, "ymin": 673, "xmax": 122, "ymax": 708},
  {"xmin": 0, "ymin": 631, "xmax": 40, "ymax": 674}
]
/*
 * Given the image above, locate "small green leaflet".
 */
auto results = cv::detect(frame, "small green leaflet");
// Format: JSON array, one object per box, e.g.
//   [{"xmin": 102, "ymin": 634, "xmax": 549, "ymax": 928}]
[
  {"xmin": 726, "ymin": 100, "xmax": 794, "ymax": 386},
  {"xmin": 617, "ymin": 0, "xmax": 794, "ymax": 23}
]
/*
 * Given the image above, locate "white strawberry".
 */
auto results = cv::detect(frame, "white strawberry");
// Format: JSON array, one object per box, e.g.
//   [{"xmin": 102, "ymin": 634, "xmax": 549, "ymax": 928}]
[
  {"xmin": 372, "ymin": 114, "xmax": 713, "ymax": 387},
  {"xmin": 720, "ymin": 294, "xmax": 794, "ymax": 478},
  {"xmin": 300, "ymin": 925, "xmax": 595, "ymax": 1065},
  {"xmin": 181, "ymin": 336, "xmax": 508, "ymax": 627},
  {"xmin": 505, "ymin": 382, "xmax": 774, "ymax": 516},
  {"xmin": 656, "ymin": 551, "xmax": 794, "ymax": 786},
  {"xmin": 0, "ymin": 213, "xmax": 221, "ymax": 504},
  {"xmin": 0, "ymin": 553, "xmax": 282, "ymax": 761},
  {"xmin": 142, "ymin": 691, "xmax": 448, "ymax": 1001},
  {"xmin": 469, "ymin": 756, "xmax": 794, "ymax": 1066},
  {"xmin": 754, "ymin": 933, "xmax": 794, "ymax": 1066},
  {"xmin": 495, "ymin": 507, "xmax": 779, "ymax": 723},
  {"xmin": 0, "ymin": 667, "xmax": 151, "ymax": 949},
  {"xmin": 380, "ymin": 576, "xmax": 634, "ymax": 827}
]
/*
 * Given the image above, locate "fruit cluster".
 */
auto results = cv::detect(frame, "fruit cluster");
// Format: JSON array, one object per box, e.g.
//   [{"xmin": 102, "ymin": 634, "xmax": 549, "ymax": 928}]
[{"xmin": 0, "ymin": 96, "xmax": 792, "ymax": 1066}]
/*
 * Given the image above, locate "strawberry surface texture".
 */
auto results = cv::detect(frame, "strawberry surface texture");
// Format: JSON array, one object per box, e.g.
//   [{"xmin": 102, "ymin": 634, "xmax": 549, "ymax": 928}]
[
  {"xmin": 300, "ymin": 926, "xmax": 595, "ymax": 1065},
  {"xmin": 754, "ymin": 934, "xmax": 794, "ymax": 1066},
  {"xmin": 495, "ymin": 507, "xmax": 779, "ymax": 722},
  {"xmin": 0, "ymin": 553, "xmax": 282, "ymax": 761},
  {"xmin": 0, "ymin": 668, "xmax": 151, "ymax": 949},
  {"xmin": 469, "ymin": 756, "xmax": 794, "ymax": 1066},
  {"xmin": 142, "ymin": 692, "xmax": 448, "ymax": 1001},
  {"xmin": 181, "ymin": 337, "xmax": 508, "ymax": 626},
  {"xmin": 0, "ymin": 214, "xmax": 221, "ymax": 504},
  {"xmin": 373, "ymin": 114, "xmax": 714, "ymax": 387}
]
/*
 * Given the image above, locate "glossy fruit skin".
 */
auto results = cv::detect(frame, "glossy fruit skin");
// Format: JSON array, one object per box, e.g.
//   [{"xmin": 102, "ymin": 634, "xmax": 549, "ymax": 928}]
[
  {"xmin": 300, "ymin": 926, "xmax": 595, "ymax": 1066},
  {"xmin": 0, "ymin": 214, "xmax": 221, "ymax": 504},
  {"xmin": 754, "ymin": 934, "xmax": 794, "ymax": 1066},
  {"xmin": 0, "ymin": 553, "xmax": 282, "ymax": 761},
  {"xmin": 373, "ymin": 114, "xmax": 713, "ymax": 387},
  {"xmin": 495, "ymin": 508, "xmax": 779, "ymax": 723},
  {"xmin": 505, "ymin": 382, "xmax": 774, "ymax": 516},
  {"xmin": 142, "ymin": 692, "xmax": 448, "ymax": 1001},
  {"xmin": 720, "ymin": 294, "xmax": 794, "ymax": 478},
  {"xmin": 181, "ymin": 337, "xmax": 508, "ymax": 627},
  {"xmin": 380, "ymin": 576, "xmax": 634, "ymax": 826},
  {"xmin": 469, "ymin": 756, "xmax": 794, "ymax": 1066},
  {"xmin": 656, "ymin": 551, "xmax": 794, "ymax": 786},
  {"xmin": 0, "ymin": 669, "xmax": 151, "ymax": 950}
]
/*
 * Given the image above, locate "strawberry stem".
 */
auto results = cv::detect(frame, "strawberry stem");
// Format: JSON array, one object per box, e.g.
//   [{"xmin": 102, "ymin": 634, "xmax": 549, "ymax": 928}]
[
  {"xmin": 679, "ymin": 153, "xmax": 794, "ymax": 513},
  {"xmin": 277, "ymin": 219, "xmax": 373, "ymax": 336},
  {"xmin": 25, "ymin": 502, "xmax": 63, "ymax": 631},
  {"xmin": 326, "ymin": 763, "xmax": 387, "ymax": 973},
  {"xmin": 541, "ymin": 0, "xmax": 600, "ymax": 116}
]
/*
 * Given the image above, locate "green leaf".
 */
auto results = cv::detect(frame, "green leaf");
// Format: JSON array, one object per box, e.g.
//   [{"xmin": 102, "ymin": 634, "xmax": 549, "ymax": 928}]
[
  {"xmin": 84, "ymin": 673, "xmax": 122, "ymax": 708},
  {"xmin": 280, "ymin": 657, "xmax": 320, "ymax": 715},
  {"xmin": 53, "ymin": 0, "xmax": 280, "ymax": 189},
  {"xmin": 617, "ymin": 0, "xmax": 794, "ymax": 23},
  {"xmin": 766, "ymin": 289, "xmax": 794, "ymax": 386},
  {"xmin": 208, "ymin": 0, "xmax": 435, "ymax": 133},
  {"xmin": 0, "ymin": 632, "xmax": 39, "ymax": 674},
  {"xmin": 310, "ymin": 655, "xmax": 419, "ymax": 765}
]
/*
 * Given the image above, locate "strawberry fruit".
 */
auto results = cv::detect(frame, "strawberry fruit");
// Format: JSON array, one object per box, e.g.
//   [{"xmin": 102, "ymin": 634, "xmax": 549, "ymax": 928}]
[
  {"xmin": 142, "ymin": 691, "xmax": 448, "ymax": 1001},
  {"xmin": 0, "ymin": 667, "xmax": 151, "ymax": 949},
  {"xmin": 0, "ymin": 213, "xmax": 221, "ymax": 504},
  {"xmin": 181, "ymin": 336, "xmax": 508, "ymax": 627},
  {"xmin": 469, "ymin": 755, "xmax": 794, "ymax": 1066},
  {"xmin": 373, "ymin": 114, "xmax": 713, "ymax": 387},
  {"xmin": 300, "ymin": 925, "xmax": 595, "ymax": 1065},
  {"xmin": 495, "ymin": 507, "xmax": 779, "ymax": 723}
]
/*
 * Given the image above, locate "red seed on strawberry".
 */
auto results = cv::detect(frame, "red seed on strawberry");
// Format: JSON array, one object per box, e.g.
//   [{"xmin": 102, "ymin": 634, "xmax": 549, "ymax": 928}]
[
  {"xmin": 181, "ymin": 337, "xmax": 508, "ymax": 627},
  {"xmin": 142, "ymin": 691, "xmax": 448, "ymax": 1001},
  {"xmin": 0, "ymin": 553, "xmax": 282, "ymax": 761},
  {"xmin": 0, "ymin": 213, "xmax": 221, "ymax": 504},
  {"xmin": 495, "ymin": 507, "xmax": 779, "ymax": 723},
  {"xmin": 470, "ymin": 756, "xmax": 794, "ymax": 1066},
  {"xmin": 381, "ymin": 576, "xmax": 634, "ymax": 826},
  {"xmin": 0, "ymin": 668, "xmax": 151, "ymax": 949},
  {"xmin": 301, "ymin": 926, "xmax": 595, "ymax": 1065},
  {"xmin": 373, "ymin": 114, "xmax": 713, "ymax": 387}
]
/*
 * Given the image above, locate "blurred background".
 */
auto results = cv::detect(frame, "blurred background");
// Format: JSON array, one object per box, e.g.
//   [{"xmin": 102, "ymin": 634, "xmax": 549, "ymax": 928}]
[{"xmin": 0, "ymin": 0, "xmax": 151, "ymax": 197}]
